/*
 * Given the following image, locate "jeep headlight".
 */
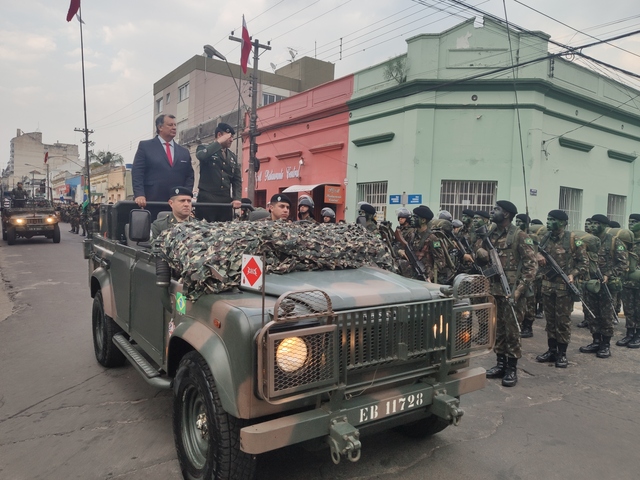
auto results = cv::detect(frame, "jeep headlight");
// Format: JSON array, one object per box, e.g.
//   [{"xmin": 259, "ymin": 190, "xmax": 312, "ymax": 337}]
[
  {"xmin": 46, "ymin": 216, "xmax": 56, "ymax": 223},
  {"xmin": 276, "ymin": 337, "xmax": 308, "ymax": 373},
  {"xmin": 13, "ymin": 218, "xmax": 25, "ymax": 225}
]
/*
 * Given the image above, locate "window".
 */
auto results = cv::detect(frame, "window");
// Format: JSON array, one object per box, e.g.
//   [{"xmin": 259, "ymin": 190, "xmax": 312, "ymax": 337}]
[
  {"xmin": 357, "ymin": 181, "xmax": 388, "ymax": 221},
  {"xmin": 156, "ymin": 97, "xmax": 163, "ymax": 113},
  {"xmin": 178, "ymin": 82, "xmax": 189, "ymax": 102},
  {"xmin": 440, "ymin": 180, "xmax": 497, "ymax": 220},
  {"xmin": 166, "ymin": 92, "xmax": 171, "ymax": 104},
  {"xmin": 607, "ymin": 194, "xmax": 626, "ymax": 227},
  {"xmin": 262, "ymin": 93, "xmax": 285, "ymax": 106},
  {"xmin": 559, "ymin": 186, "xmax": 583, "ymax": 231}
]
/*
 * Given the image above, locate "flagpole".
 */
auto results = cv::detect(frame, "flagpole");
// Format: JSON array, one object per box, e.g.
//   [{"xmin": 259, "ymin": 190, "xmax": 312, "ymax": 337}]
[{"xmin": 77, "ymin": 4, "xmax": 93, "ymax": 237}]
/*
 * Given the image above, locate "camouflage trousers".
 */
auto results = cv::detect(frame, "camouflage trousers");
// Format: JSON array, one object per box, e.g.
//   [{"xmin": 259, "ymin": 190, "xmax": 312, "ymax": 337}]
[
  {"xmin": 542, "ymin": 291, "xmax": 573, "ymax": 345},
  {"xmin": 494, "ymin": 295, "xmax": 524, "ymax": 359},
  {"xmin": 524, "ymin": 292, "xmax": 535, "ymax": 326},
  {"xmin": 584, "ymin": 288, "xmax": 616, "ymax": 337},
  {"xmin": 621, "ymin": 287, "xmax": 640, "ymax": 329}
]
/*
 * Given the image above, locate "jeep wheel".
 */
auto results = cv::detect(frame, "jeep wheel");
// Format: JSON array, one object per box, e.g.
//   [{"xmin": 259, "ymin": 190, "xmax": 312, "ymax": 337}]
[
  {"xmin": 92, "ymin": 291, "xmax": 126, "ymax": 367},
  {"xmin": 396, "ymin": 414, "xmax": 450, "ymax": 439},
  {"xmin": 7, "ymin": 227, "xmax": 16, "ymax": 245},
  {"xmin": 52, "ymin": 224, "xmax": 61, "ymax": 243},
  {"xmin": 173, "ymin": 352, "xmax": 256, "ymax": 480}
]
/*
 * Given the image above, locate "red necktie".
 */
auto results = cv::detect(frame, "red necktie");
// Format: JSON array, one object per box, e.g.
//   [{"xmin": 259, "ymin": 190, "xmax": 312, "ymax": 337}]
[{"xmin": 165, "ymin": 142, "xmax": 173, "ymax": 166}]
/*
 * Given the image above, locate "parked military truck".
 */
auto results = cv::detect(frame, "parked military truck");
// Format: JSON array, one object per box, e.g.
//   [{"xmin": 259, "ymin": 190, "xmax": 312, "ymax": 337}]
[
  {"xmin": 85, "ymin": 201, "xmax": 495, "ymax": 480},
  {"xmin": 2, "ymin": 198, "xmax": 61, "ymax": 245}
]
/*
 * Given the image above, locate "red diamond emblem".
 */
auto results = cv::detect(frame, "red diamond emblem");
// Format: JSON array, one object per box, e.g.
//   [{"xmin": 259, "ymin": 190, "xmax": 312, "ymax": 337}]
[{"xmin": 242, "ymin": 257, "xmax": 262, "ymax": 286}]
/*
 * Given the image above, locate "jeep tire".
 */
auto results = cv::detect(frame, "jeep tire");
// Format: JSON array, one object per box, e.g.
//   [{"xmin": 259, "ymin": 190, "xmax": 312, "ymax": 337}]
[
  {"xmin": 53, "ymin": 224, "xmax": 61, "ymax": 243},
  {"xmin": 173, "ymin": 351, "xmax": 256, "ymax": 480},
  {"xmin": 7, "ymin": 227, "xmax": 16, "ymax": 245},
  {"xmin": 92, "ymin": 290, "xmax": 126, "ymax": 367}
]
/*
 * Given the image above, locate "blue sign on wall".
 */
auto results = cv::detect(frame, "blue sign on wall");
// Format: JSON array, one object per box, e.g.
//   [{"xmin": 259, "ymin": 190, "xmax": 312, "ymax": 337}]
[
  {"xmin": 389, "ymin": 195, "xmax": 401, "ymax": 204},
  {"xmin": 407, "ymin": 194, "xmax": 422, "ymax": 205}
]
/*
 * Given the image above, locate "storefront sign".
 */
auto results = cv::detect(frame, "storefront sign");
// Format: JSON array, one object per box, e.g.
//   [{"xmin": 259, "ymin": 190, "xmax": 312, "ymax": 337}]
[{"xmin": 324, "ymin": 185, "xmax": 344, "ymax": 204}]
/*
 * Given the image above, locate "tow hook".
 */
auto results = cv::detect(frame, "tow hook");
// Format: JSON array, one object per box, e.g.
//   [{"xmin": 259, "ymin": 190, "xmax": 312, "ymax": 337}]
[
  {"xmin": 327, "ymin": 416, "xmax": 361, "ymax": 464},
  {"xmin": 432, "ymin": 390, "xmax": 464, "ymax": 426}
]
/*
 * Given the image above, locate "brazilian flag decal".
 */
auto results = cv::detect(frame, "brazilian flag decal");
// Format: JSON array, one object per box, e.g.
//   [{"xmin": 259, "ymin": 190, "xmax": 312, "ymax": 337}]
[
  {"xmin": 176, "ymin": 292, "xmax": 186, "ymax": 315},
  {"xmin": 524, "ymin": 238, "xmax": 534, "ymax": 245},
  {"xmin": 433, "ymin": 241, "xmax": 441, "ymax": 248}
]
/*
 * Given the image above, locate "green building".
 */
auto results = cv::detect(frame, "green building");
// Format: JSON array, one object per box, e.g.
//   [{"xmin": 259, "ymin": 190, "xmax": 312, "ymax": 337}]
[{"xmin": 346, "ymin": 18, "xmax": 640, "ymax": 229}]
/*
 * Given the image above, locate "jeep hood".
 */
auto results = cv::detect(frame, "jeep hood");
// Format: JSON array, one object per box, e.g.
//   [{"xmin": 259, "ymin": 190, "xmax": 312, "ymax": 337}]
[{"xmin": 262, "ymin": 266, "xmax": 440, "ymax": 310}]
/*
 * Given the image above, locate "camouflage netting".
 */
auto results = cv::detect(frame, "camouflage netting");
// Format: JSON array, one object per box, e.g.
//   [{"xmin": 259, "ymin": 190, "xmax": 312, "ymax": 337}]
[{"xmin": 154, "ymin": 220, "xmax": 398, "ymax": 298}]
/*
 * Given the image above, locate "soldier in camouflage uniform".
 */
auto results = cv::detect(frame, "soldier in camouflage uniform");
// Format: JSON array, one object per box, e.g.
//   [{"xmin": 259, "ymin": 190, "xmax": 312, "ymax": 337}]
[
  {"xmin": 69, "ymin": 202, "xmax": 80, "ymax": 234},
  {"xmin": 475, "ymin": 201, "xmax": 537, "ymax": 387},
  {"xmin": 579, "ymin": 214, "xmax": 629, "ymax": 358},
  {"xmin": 427, "ymin": 218, "xmax": 458, "ymax": 285},
  {"xmin": 267, "ymin": 193, "xmax": 292, "ymax": 221},
  {"xmin": 535, "ymin": 210, "xmax": 588, "ymax": 368},
  {"xmin": 460, "ymin": 208, "xmax": 475, "ymax": 245},
  {"xmin": 357, "ymin": 203, "xmax": 378, "ymax": 234},
  {"xmin": 297, "ymin": 195, "xmax": 316, "ymax": 222},
  {"xmin": 407, "ymin": 205, "xmax": 435, "ymax": 281},
  {"xmin": 530, "ymin": 221, "xmax": 547, "ymax": 319},
  {"xmin": 617, "ymin": 214, "xmax": 640, "ymax": 349},
  {"xmin": 151, "ymin": 187, "xmax": 194, "ymax": 239},
  {"xmin": 515, "ymin": 213, "xmax": 536, "ymax": 338},
  {"xmin": 237, "ymin": 197, "xmax": 254, "ymax": 221}
]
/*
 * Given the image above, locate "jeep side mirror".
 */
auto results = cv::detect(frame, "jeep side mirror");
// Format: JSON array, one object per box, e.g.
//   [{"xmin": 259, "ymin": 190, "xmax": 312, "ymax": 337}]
[{"xmin": 129, "ymin": 209, "xmax": 151, "ymax": 243}]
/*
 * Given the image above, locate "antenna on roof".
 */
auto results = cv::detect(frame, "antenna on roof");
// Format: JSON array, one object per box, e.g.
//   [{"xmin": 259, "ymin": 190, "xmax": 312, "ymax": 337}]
[
  {"xmin": 287, "ymin": 47, "xmax": 298, "ymax": 62},
  {"xmin": 270, "ymin": 62, "xmax": 277, "ymax": 72}
]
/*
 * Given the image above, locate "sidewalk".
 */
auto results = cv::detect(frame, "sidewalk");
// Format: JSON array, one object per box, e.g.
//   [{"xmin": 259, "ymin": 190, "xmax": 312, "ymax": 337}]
[{"xmin": 0, "ymin": 244, "xmax": 15, "ymax": 322}]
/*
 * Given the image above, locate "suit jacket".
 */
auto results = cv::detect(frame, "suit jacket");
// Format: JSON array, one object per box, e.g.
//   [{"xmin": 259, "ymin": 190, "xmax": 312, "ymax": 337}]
[{"xmin": 132, "ymin": 137, "xmax": 194, "ymax": 202}]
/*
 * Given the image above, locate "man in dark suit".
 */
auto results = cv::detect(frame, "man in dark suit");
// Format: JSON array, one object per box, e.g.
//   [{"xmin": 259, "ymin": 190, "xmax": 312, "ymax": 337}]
[{"xmin": 132, "ymin": 114, "xmax": 194, "ymax": 208}]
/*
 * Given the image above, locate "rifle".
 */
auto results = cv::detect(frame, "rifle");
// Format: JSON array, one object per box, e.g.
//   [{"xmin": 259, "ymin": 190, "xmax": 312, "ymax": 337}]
[
  {"xmin": 452, "ymin": 231, "xmax": 482, "ymax": 275},
  {"xmin": 394, "ymin": 228, "xmax": 428, "ymax": 281},
  {"xmin": 378, "ymin": 221, "xmax": 398, "ymax": 260},
  {"xmin": 594, "ymin": 266, "xmax": 620, "ymax": 324},
  {"xmin": 476, "ymin": 225, "xmax": 521, "ymax": 332},
  {"xmin": 537, "ymin": 245, "xmax": 595, "ymax": 318}
]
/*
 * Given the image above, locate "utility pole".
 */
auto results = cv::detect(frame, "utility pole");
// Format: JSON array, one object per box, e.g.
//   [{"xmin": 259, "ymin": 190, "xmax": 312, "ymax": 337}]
[{"xmin": 229, "ymin": 35, "xmax": 271, "ymax": 202}]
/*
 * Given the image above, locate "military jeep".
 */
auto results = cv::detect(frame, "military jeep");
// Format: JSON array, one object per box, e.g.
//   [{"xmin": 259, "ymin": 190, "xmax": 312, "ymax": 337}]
[
  {"xmin": 85, "ymin": 201, "xmax": 495, "ymax": 480},
  {"xmin": 2, "ymin": 198, "xmax": 61, "ymax": 245}
]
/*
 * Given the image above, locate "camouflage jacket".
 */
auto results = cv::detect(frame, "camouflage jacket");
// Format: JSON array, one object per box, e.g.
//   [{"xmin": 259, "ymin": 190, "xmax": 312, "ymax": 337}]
[
  {"xmin": 623, "ymin": 237, "xmax": 640, "ymax": 289},
  {"xmin": 195, "ymin": 142, "xmax": 242, "ymax": 201},
  {"xmin": 151, "ymin": 214, "xmax": 193, "ymax": 239},
  {"xmin": 486, "ymin": 223, "xmax": 538, "ymax": 298},
  {"xmin": 596, "ymin": 232, "xmax": 629, "ymax": 280},
  {"xmin": 538, "ymin": 230, "xmax": 589, "ymax": 292},
  {"xmin": 408, "ymin": 228, "xmax": 434, "ymax": 280}
]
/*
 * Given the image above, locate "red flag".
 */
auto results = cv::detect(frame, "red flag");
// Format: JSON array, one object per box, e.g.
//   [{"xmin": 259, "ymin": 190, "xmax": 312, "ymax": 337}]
[
  {"xmin": 240, "ymin": 15, "xmax": 252, "ymax": 74},
  {"xmin": 66, "ymin": 0, "xmax": 80, "ymax": 22},
  {"xmin": 44, "ymin": 152, "xmax": 49, "ymax": 164}
]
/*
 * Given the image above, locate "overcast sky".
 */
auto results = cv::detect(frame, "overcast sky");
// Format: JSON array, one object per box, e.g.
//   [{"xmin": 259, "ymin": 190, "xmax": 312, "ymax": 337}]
[{"xmin": 1, "ymin": 0, "xmax": 639, "ymax": 169}]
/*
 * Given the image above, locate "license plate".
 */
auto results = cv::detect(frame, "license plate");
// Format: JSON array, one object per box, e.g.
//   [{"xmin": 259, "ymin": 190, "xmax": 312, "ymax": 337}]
[{"xmin": 358, "ymin": 392, "xmax": 426, "ymax": 424}]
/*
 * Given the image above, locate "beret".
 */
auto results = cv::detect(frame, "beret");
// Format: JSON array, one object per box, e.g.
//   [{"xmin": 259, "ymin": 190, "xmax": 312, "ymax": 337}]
[
  {"xmin": 474, "ymin": 210, "xmax": 490, "ymax": 220},
  {"xmin": 496, "ymin": 200, "xmax": 517, "ymax": 215},
  {"xmin": 169, "ymin": 186, "xmax": 193, "ymax": 198},
  {"xmin": 413, "ymin": 205, "xmax": 434, "ymax": 221},
  {"xmin": 609, "ymin": 221, "xmax": 621, "ymax": 228},
  {"xmin": 270, "ymin": 193, "xmax": 291, "ymax": 206},
  {"xmin": 548, "ymin": 210, "xmax": 568, "ymax": 221},
  {"xmin": 531, "ymin": 219, "xmax": 543, "ymax": 225},
  {"xmin": 462, "ymin": 209, "xmax": 476, "ymax": 217},
  {"xmin": 215, "ymin": 122, "xmax": 235, "ymax": 135},
  {"xmin": 591, "ymin": 214, "xmax": 610, "ymax": 226},
  {"xmin": 359, "ymin": 203, "xmax": 376, "ymax": 215},
  {"xmin": 629, "ymin": 213, "xmax": 640, "ymax": 221},
  {"xmin": 516, "ymin": 213, "xmax": 530, "ymax": 223}
]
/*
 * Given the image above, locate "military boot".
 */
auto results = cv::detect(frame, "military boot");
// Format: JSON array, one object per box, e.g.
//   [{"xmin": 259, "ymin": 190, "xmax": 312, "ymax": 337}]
[
  {"xmin": 576, "ymin": 318, "xmax": 589, "ymax": 328},
  {"xmin": 616, "ymin": 328, "xmax": 635, "ymax": 347},
  {"xmin": 486, "ymin": 354, "xmax": 506, "ymax": 378},
  {"xmin": 627, "ymin": 330, "xmax": 640, "ymax": 349},
  {"xmin": 579, "ymin": 334, "xmax": 601, "ymax": 353},
  {"xmin": 502, "ymin": 357, "xmax": 518, "ymax": 387},
  {"xmin": 520, "ymin": 319, "xmax": 534, "ymax": 338},
  {"xmin": 555, "ymin": 343, "xmax": 568, "ymax": 368},
  {"xmin": 596, "ymin": 336, "xmax": 611, "ymax": 358},
  {"xmin": 536, "ymin": 338, "xmax": 557, "ymax": 363},
  {"xmin": 535, "ymin": 303, "xmax": 544, "ymax": 319}
]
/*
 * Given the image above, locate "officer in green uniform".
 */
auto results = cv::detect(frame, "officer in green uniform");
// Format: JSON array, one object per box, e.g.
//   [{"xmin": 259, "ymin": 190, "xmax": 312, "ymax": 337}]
[
  {"xmin": 151, "ymin": 187, "xmax": 194, "ymax": 239},
  {"xmin": 195, "ymin": 123, "xmax": 241, "ymax": 222},
  {"xmin": 357, "ymin": 203, "xmax": 378, "ymax": 233}
]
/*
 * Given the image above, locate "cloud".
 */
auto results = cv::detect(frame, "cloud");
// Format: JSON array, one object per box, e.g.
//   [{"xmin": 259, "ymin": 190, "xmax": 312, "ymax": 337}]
[
  {"xmin": 0, "ymin": 31, "xmax": 56, "ymax": 62},
  {"xmin": 102, "ymin": 23, "xmax": 137, "ymax": 45}
]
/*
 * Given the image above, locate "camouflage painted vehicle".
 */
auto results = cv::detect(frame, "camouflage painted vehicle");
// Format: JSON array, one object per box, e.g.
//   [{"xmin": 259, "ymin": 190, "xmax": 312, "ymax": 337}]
[
  {"xmin": 1, "ymin": 198, "xmax": 61, "ymax": 245},
  {"xmin": 85, "ymin": 201, "xmax": 496, "ymax": 480}
]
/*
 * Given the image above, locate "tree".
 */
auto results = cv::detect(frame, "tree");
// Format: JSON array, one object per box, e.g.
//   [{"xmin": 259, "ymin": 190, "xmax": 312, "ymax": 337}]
[
  {"xmin": 89, "ymin": 151, "xmax": 124, "ymax": 170},
  {"xmin": 383, "ymin": 57, "xmax": 409, "ymax": 84}
]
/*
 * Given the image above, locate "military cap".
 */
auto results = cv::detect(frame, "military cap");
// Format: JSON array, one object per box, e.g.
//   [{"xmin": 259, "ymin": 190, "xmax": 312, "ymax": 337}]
[
  {"xmin": 452, "ymin": 219, "xmax": 463, "ymax": 228},
  {"xmin": 169, "ymin": 186, "xmax": 193, "ymax": 198},
  {"xmin": 516, "ymin": 213, "xmax": 530, "ymax": 223},
  {"xmin": 215, "ymin": 122, "xmax": 235, "ymax": 136},
  {"xmin": 413, "ymin": 205, "xmax": 434, "ymax": 221},
  {"xmin": 240, "ymin": 197, "xmax": 254, "ymax": 211},
  {"xmin": 591, "ymin": 214, "xmax": 610, "ymax": 226},
  {"xmin": 474, "ymin": 210, "xmax": 490, "ymax": 219},
  {"xmin": 496, "ymin": 200, "xmax": 517, "ymax": 215},
  {"xmin": 270, "ymin": 193, "xmax": 291, "ymax": 206},
  {"xmin": 396, "ymin": 207, "xmax": 411, "ymax": 218},
  {"xmin": 462, "ymin": 209, "xmax": 475, "ymax": 217},
  {"xmin": 321, "ymin": 207, "xmax": 335, "ymax": 218},
  {"xmin": 548, "ymin": 209, "xmax": 568, "ymax": 221},
  {"xmin": 439, "ymin": 210, "xmax": 453, "ymax": 221},
  {"xmin": 359, "ymin": 203, "xmax": 376, "ymax": 215},
  {"xmin": 609, "ymin": 220, "xmax": 621, "ymax": 228},
  {"xmin": 629, "ymin": 213, "xmax": 640, "ymax": 221},
  {"xmin": 531, "ymin": 219, "xmax": 543, "ymax": 225}
]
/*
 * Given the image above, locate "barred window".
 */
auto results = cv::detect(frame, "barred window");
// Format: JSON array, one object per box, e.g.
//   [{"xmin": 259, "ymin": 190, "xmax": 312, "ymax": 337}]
[
  {"xmin": 607, "ymin": 194, "xmax": 626, "ymax": 227},
  {"xmin": 559, "ymin": 186, "xmax": 583, "ymax": 231},
  {"xmin": 440, "ymin": 180, "xmax": 497, "ymax": 220},
  {"xmin": 357, "ymin": 181, "xmax": 388, "ymax": 221}
]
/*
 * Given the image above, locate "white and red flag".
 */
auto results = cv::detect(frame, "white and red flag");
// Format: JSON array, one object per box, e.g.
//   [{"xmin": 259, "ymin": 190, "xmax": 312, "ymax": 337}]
[{"xmin": 240, "ymin": 15, "xmax": 252, "ymax": 74}]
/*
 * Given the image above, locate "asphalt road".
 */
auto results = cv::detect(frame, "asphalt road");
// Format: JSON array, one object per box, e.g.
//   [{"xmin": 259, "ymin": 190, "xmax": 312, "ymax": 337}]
[{"xmin": 0, "ymin": 225, "xmax": 638, "ymax": 480}]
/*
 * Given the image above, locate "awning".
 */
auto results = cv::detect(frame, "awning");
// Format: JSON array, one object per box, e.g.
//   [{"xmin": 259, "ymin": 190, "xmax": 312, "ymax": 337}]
[{"xmin": 282, "ymin": 183, "xmax": 340, "ymax": 193}]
